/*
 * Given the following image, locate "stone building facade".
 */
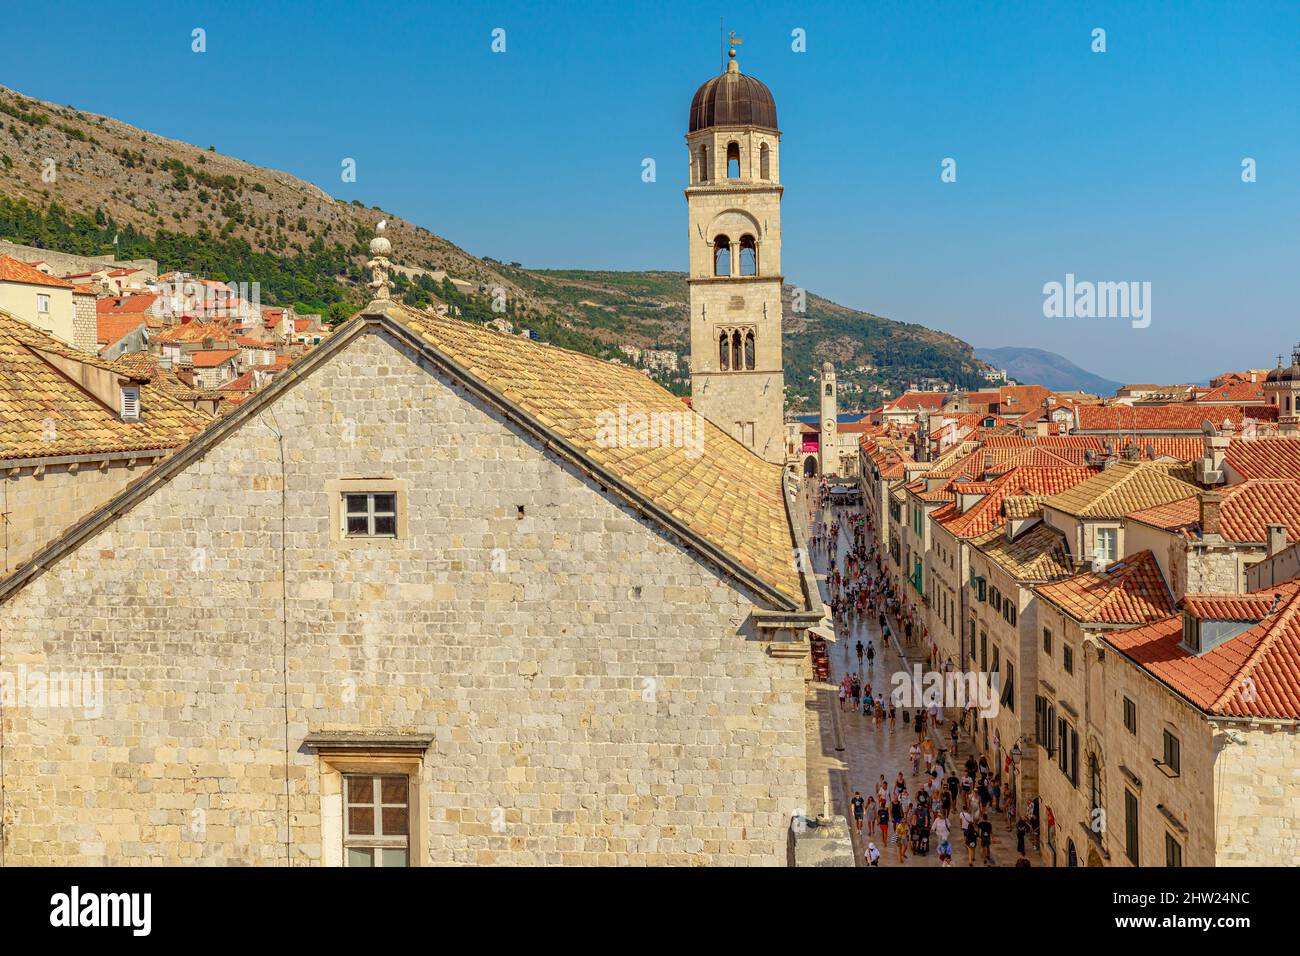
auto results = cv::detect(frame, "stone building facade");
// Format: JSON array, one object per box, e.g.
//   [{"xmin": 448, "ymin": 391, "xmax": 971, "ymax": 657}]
[{"xmin": 0, "ymin": 305, "xmax": 815, "ymax": 865}]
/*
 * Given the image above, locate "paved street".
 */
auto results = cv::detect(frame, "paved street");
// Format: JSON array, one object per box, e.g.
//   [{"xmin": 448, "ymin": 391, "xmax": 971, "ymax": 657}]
[{"xmin": 807, "ymin": 497, "xmax": 1020, "ymax": 868}]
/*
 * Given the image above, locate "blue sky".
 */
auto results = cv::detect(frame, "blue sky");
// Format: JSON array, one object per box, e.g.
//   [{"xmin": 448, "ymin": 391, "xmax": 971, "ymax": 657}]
[{"xmin": 2, "ymin": 0, "xmax": 1296, "ymax": 383}]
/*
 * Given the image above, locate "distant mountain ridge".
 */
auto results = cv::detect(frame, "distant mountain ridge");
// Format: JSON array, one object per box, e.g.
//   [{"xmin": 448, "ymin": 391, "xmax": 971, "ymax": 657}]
[
  {"xmin": 977, "ymin": 346, "xmax": 1123, "ymax": 396},
  {"xmin": 0, "ymin": 83, "xmax": 997, "ymax": 408}
]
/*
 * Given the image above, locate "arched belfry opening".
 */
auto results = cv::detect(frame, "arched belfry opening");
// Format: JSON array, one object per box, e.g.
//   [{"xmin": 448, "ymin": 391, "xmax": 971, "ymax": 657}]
[
  {"xmin": 713, "ymin": 235, "xmax": 731, "ymax": 276},
  {"xmin": 739, "ymin": 235, "xmax": 757, "ymax": 276},
  {"xmin": 726, "ymin": 141, "xmax": 741, "ymax": 179}
]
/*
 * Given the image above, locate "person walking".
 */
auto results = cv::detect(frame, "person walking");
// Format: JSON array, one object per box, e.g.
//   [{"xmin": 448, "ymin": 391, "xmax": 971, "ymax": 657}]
[
  {"xmin": 851, "ymin": 790, "xmax": 866, "ymax": 833},
  {"xmin": 978, "ymin": 812, "xmax": 995, "ymax": 866},
  {"xmin": 895, "ymin": 819, "xmax": 910, "ymax": 863}
]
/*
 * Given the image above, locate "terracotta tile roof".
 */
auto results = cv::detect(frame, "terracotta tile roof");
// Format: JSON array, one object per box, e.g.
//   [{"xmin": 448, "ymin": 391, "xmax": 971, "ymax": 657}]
[
  {"xmin": 1224, "ymin": 437, "xmax": 1300, "ymax": 481},
  {"xmin": 96, "ymin": 315, "xmax": 146, "ymax": 349},
  {"xmin": 188, "ymin": 349, "xmax": 240, "ymax": 368},
  {"xmin": 987, "ymin": 445, "xmax": 1089, "ymax": 469},
  {"xmin": 1126, "ymin": 478, "xmax": 1300, "ymax": 543},
  {"xmin": 155, "ymin": 322, "xmax": 230, "ymax": 344},
  {"xmin": 114, "ymin": 352, "xmax": 216, "ymax": 403},
  {"xmin": 973, "ymin": 522, "xmax": 1073, "ymax": 582},
  {"xmin": 1182, "ymin": 593, "xmax": 1277, "ymax": 621},
  {"xmin": 934, "ymin": 466, "xmax": 1098, "ymax": 538},
  {"xmin": 0, "ymin": 309, "xmax": 209, "ymax": 460},
  {"xmin": 96, "ymin": 294, "xmax": 160, "ymax": 315},
  {"xmin": 1002, "ymin": 494, "xmax": 1049, "ymax": 519},
  {"xmin": 395, "ymin": 305, "xmax": 802, "ymax": 603},
  {"xmin": 885, "ymin": 391, "xmax": 947, "ymax": 412},
  {"xmin": 998, "ymin": 384, "xmax": 1050, "ymax": 410},
  {"xmin": 1035, "ymin": 550, "xmax": 1175, "ymax": 625},
  {"xmin": 1104, "ymin": 580, "xmax": 1300, "ymax": 718},
  {"xmin": 1131, "ymin": 436, "xmax": 1206, "ymax": 461},
  {"xmin": 219, "ymin": 370, "xmax": 257, "ymax": 393},
  {"xmin": 1193, "ymin": 382, "xmax": 1268, "ymax": 404},
  {"xmin": 1043, "ymin": 460, "xmax": 1198, "ymax": 518},
  {"xmin": 1074, "ymin": 403, "xmax": 1274, "ymax": 433},
  {"xmin": 0, "ymin": 255, "xmax": 75, "ymax": 290}
]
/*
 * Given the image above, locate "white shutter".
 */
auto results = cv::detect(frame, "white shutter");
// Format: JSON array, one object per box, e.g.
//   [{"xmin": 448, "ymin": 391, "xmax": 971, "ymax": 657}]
[{"xmin": 120, "ymin": 386, "xmax": 140, "ymax": 421}]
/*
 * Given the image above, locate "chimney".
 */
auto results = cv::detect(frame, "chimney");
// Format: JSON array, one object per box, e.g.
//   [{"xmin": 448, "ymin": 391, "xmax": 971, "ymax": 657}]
[
  {"xmin": 1200, "ymin": 491, "xmax": 1223, "ymax": 537},
  {"xmin": 1267, "ymin": 523, "xmax": 1287, "ymax": 557}
]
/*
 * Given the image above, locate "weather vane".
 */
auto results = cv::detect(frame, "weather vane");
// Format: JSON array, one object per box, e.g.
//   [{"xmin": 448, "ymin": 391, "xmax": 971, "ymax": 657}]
[{"xmin": 720, "ymin": 21, "xmax": 744, "ymax": 70}]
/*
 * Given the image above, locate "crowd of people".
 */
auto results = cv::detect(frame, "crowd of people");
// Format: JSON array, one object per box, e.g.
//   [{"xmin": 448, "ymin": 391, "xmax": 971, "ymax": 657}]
[{"xmin": 810, "ymin": 480, "xmax": 1041, "ymax": 868}]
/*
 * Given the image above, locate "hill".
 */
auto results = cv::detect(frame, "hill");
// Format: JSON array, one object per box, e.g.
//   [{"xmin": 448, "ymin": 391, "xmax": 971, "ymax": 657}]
[
  {"xmin": 0, "ymin": 83, "xmax": 994, "ymax": 409},
  {"xmin": 976, "ymin": 346, "xmax": 1123, "ymax": 397}
]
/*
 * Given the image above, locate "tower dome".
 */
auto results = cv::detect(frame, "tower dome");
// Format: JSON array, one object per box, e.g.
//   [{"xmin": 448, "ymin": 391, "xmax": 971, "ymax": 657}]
[{"xmin": 688, "ymin": 52, "xmax": 778, "ymax": 133}]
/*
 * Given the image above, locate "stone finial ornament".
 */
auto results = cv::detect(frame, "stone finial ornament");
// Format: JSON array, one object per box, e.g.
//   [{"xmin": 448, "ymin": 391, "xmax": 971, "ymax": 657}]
[{"xmin": 367, "ymin": 219, "xmax": 393, "ymax": 302}]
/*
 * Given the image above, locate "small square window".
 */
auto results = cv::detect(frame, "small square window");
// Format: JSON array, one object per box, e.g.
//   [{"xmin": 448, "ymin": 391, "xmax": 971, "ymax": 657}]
[
  {"xmin": 37, "ymin": 293, "xmax": 50, "ymax": 314},
  {"xmin": 1042, "ymin": 627, "xmax": 1053, "ymax": 656},
  {"xmin": 1063, "ymin": 644, "xmax": 1074, "ymax": 675},
  {"xmin": 1123, "ymin": 697, "xmax": 1137, "ymax": 734},
  {"xmin": 344, "ymin": 492, "xmax": 398, "ymax": 538}
]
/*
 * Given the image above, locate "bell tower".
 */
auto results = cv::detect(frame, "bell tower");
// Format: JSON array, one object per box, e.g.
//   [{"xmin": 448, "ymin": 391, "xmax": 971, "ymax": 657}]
[
  {"xmin": 685, "ymin": 38, "xmax": 785, "ymax": 463},
  {"xmin": 819, "ymin": 362, "xmax": 839, "ymax": 476}
]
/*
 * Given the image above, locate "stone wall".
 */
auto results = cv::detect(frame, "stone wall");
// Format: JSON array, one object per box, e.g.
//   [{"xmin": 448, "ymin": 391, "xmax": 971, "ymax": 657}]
[
  {"xmin": 1214, "ymin": 723, "xmax": 1300, "ymax": 865},
  {"xmin": 0, "ymin": 327, "xmax": 807, "ymax": 865},
  {"xmin": 1, "ymin": 457, "xmax": 161, "ymax": 573},
  {"xmin": 72, "ymin": 293, "xmax": 97, "ymax": 354},
  {"xmin": 0, "ymin": 240, "xmax": 157, "ymax": 277}
]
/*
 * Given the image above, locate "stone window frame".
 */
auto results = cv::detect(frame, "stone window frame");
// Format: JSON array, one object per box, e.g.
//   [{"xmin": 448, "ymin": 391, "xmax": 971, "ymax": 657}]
[
  {"xmin": 317, "ymin": 752, "xmax": 426, "ymax": 867},
  {"xmin": 326, "ymin": 478, "xmax": 409, "ymax": 547}
]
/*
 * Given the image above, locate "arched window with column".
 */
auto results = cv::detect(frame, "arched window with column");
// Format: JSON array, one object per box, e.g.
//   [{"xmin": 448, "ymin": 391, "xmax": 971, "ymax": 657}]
[
  {"xmin": 730, "ymin": 329, "xmax": 743, "ymax": 370},
  {"xmin": 760, "ymin": 142, "xmax": 770, "ymax": 179},
  {"xmin": 743, "ymin": 329, "xmax": 755, "ymax": 369},
  {"xmin": 738, "ymin": 234, "xmax": 757, "ymax": 276},
  {"xmin": 698, "ymin": 144, "xmax": 709, "ymax": 183},
  {"xmin": 713, "ymin": 235, "xmax": 731, "ymax": 276},
  {"xmin": 718, "ymin": 330, "xmax": 730, "ymax": 370},
  {"xmin": 726, "ymin": 141, "xmax": 741, "ymax": 179}
]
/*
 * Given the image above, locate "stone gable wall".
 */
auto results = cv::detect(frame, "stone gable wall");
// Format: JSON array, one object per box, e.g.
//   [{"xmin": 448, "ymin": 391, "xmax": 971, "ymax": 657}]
[{"xmin": 0, "ymin": 327, "xmax": 806, "ymax": 865}]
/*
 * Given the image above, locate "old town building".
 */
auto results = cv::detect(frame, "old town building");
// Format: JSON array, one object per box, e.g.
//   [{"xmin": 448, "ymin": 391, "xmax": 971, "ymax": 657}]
[
  {"xmin": 0, "ymin": 259, "xmax": 821, "ymax": 863},
  {"xmin": 0, "ymin": 309, "xmax": 209, "ymax": 572}
]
